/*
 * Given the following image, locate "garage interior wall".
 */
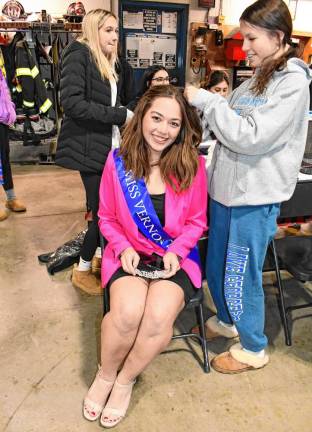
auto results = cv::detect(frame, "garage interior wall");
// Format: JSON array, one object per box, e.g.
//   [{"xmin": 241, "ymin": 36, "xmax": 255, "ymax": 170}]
[
  {"xmin": 1, "ymin": 0, "xmax": 310, "ymax": 84},
  {"xmin": 113, "ymin": 0, "xmax": 311, "ymax": 83},
  {"xmin": 189, "ymin": 0, "xmax": 312, "ymax": 32},
  {"xmin": 0, "ymin": 0, "xmax": 310, "ymax": 32}
]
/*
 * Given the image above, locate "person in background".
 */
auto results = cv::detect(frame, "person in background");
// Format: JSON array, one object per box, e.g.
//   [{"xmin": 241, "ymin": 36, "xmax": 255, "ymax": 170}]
[
  {"xmin": 127, "ymin": 65, "xmax": 170, "ymax": 111},
  {"xmin": 0, "ymin": 65, "xmax": 26, "ymax": 222},
  {"xmin": 199, "ymin": 70, "xmax": 230, "ymax": 158},
  {"xmin": 83, "ymin": 85, "xmax": 207, "ymax": 427},
  {"xmin": 205, "ymin": 70, "xmax": 230, "ymax": 97},
  {"xmin": 185, "ymin": 0, "xmax": 312, "ymax": 373},
  {"xmin": 55, "ymin": 9, "xmax": 132, "ymax": 295}
]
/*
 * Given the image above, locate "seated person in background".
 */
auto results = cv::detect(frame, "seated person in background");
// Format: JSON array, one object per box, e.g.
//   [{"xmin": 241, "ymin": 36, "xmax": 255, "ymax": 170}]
[
  {"xmin": 205, "ymin": 70, "xmax": 229, "ymax": 97},
  {"xmin": 83, "ymin": 85, "xmax": 208, "ymax": 428},
  {"xmin": 127, "ymin": 65, "xmax": 170, "ymax": 110},
  {"xmin": 199, "ymin": 70, "xmax": 230, "ymax": 160}
]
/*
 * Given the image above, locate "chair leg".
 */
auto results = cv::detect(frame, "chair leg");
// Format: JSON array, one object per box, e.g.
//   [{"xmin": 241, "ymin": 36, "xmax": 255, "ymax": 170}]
[
  {"xmin": 196, "ymin": 304, "xmax": 210, "ymax": 373},
  {"xmin": 270, "ymin": 241, "xmax": 292, "ymax": 346}
]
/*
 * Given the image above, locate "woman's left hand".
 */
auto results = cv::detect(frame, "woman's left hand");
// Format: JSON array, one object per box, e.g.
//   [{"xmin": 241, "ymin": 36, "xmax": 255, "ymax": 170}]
[{"xmin": 162, "ymin": 252, "xmax": 180, "ymax": 278}]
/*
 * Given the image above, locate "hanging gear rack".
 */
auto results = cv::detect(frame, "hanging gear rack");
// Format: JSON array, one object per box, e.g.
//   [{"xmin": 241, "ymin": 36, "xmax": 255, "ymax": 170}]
[{"xmin": 0, "ymin": 21, "xmax": 81, "ymax": 163}]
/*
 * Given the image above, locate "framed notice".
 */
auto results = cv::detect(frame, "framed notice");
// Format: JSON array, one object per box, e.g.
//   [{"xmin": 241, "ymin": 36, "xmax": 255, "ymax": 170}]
[
  {"xmin": 143, "ymin": 9, "xmax": 157, "ymax": 32},
  {"xmin": 123, "ymin": 11, "xmax": 143, "ymax": 29},
  {"xmin": 162, "ymin": 12, "xmax": 177, "ymax": 34}
]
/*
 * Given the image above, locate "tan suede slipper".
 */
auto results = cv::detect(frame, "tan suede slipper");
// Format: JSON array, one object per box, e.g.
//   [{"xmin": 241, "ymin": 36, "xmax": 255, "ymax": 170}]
[
  {"xmin": 211, "ymin": 343, "xmax": 269, "ymax": 374},
  {"xmin": 211, "ymin": 352, "xmax": 258, "ymax": 374}
]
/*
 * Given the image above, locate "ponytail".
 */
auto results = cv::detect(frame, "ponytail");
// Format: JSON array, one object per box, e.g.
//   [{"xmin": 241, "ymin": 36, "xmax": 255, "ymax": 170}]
[{"xmin": 251, "ymin": 44, "xmax": 298, "ymax": 95}]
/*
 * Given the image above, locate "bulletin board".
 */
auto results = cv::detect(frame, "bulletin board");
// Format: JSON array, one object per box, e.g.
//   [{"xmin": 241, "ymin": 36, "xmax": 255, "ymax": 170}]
[
  {"xmin": 119, "ymin": 1, "xmax": 189, "ymax": 87},
  {"xmin": 126, "ymin": 33, "xmax": 177, "ymax": 70}
]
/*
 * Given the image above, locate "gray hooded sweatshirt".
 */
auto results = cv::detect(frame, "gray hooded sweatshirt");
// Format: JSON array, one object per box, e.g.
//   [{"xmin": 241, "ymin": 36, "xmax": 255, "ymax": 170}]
[{"xmin": 191, "ymin": 58, "xmax": 312, "ymax": 207}]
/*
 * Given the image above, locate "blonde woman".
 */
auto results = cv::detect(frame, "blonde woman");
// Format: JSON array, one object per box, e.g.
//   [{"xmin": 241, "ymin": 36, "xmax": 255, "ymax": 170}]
[{"xmin": 56, "ymin": 9, "xmax": 132, "ymax": 295}]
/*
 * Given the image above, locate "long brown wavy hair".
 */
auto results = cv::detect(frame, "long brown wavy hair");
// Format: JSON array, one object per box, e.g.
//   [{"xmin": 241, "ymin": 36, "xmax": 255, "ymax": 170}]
[
  {"xmin": 119, "ymin": 85, "xmax": 202, "ymax": 192},
  {"xmin": 240, "ymin": 0, "xmax": 298, "ymax": 95}
]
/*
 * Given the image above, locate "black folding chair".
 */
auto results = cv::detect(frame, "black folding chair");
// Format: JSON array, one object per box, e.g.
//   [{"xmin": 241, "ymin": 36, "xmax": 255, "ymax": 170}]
[
  {"xmin": 268, "ymin": 180, "xmax": 312, "ymax": 346},
  {"xmin": 100, "ymin": 233, "xmax": 210, "ymax": 373}
]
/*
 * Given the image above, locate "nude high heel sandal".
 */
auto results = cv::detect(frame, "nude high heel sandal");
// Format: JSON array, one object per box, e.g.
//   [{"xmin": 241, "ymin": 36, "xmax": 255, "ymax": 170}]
[
  {"xmin": 100, "ymin": 379, "xmax": 136, "ymax": 428},
  {"xmin": 83, "ymin": 367, "xmax": 115, "ymax": 422}
]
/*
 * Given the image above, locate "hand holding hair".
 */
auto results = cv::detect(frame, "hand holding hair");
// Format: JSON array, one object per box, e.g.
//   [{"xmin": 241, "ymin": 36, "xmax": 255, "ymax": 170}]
[{"xmin": 184, "ymin": 85, "xmax": 200, "ymax": 104}]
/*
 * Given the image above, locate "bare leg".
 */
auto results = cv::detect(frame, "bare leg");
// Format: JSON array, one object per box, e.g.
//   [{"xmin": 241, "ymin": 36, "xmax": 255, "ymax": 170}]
[
  {"xmin": 100, "ymin": 276, "xmax": 149, "ymax": 380},
  {"xmin": 101, "ymin": 280, "xmax": 185, "ymax": 426},
  {"xmin": 83, "ymin": 275, "xmax": 148, "ymax": 421},
  {"xmin": 117, "ymin": 280, "xmax": 185, "ymax": 383}
]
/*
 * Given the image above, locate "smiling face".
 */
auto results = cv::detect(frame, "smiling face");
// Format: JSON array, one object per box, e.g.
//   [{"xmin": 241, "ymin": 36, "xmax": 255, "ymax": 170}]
[
  {"xmin": 240, "ymin": 20, "xmax": 284, "ymax": 68},
  {"xmin": 150, "ymin": 69, "xmax": 170, "ymax": 87},
  {"xmin": 99, "ymin": 15, "xmax": 118, "ymax": 56},
  {"xmin": 142, "ymin": 97, "xmax": 182, "ymax": 162},
  {"xmin": 210, "ymin": 80, "xmax": 229, "ymax": 97}
]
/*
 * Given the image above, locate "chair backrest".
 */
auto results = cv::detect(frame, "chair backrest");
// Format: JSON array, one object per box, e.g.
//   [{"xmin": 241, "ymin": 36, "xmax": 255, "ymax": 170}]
[
  {"xmin": 198, "ymin": 234, "xmax": 208, "ymax": 274},
  {"xmin": 280, "ymin": 180, "xmax": 312, "ymax": 218}
]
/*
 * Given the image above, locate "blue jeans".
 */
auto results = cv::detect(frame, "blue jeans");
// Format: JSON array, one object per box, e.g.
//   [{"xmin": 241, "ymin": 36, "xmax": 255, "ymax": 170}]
[{"xmin": 206, "ymin": 199, "xmax": 280, "ymax": 352}]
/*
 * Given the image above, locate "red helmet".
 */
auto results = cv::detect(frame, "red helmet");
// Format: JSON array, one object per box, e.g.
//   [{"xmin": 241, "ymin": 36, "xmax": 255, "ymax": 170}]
[
  {"xmin": 66, "ymin": 3, "xmax": 76, "ymax": 16},
  {"xmin": 75, "ymin": 2, "xmax": 85, "ymax": 16},
  {"xmin": 67, "ymin": 2, "xmax": 85, "ymax": 16},
  {"xmin": 2, "ymin": 0, "xmax": 26, "ymax": 20}
]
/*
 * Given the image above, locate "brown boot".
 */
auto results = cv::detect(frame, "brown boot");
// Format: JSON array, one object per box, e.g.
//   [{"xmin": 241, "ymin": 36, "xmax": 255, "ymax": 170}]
[
  {"xmin": 6, "ymin": 199, "xmax": 26, "ymax": 212},
  {"xmin": 72, "ymin": 265, "xmax": 102, "ymax": 296},
  {"xmin": 91, "ymin": 256, "xmax": 102, "ymax": 277},
  {"xmin": 0, "ymin": 208, "xmax": 9, "ymax": 221}
]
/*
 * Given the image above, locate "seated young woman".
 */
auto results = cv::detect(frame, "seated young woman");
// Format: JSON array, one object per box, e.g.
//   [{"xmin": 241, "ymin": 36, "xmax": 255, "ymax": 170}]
[{"xmin": 83, "ymin": 84, "xmax": 208, "ymax": 428}]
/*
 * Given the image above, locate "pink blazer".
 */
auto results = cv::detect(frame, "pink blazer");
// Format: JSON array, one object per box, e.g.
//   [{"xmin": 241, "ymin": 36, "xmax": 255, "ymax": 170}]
[{"xmin": 98, "ymin": 151, "xmax": 208, "ymax": 288}]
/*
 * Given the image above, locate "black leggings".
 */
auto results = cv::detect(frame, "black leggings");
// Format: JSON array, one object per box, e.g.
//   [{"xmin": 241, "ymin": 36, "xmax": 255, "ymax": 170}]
[
  {"xmin": 0, "ymin": 124, "xmax": 14, "ymax": 191},
  {"xmin": 79, "ymin": 172, "xmax": 102, "ymax": 262}
]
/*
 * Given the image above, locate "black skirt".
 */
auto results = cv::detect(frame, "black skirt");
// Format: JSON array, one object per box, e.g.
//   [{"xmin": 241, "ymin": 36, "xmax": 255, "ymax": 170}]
[{"xmin": 108, "ymin": 266, "xmax": 197, "ymax": 304}]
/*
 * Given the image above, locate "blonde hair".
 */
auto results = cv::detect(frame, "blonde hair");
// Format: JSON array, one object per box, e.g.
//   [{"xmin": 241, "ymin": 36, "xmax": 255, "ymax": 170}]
[{"xmin": 78, "ymin": 9, "xmax": 118, "ymax": 81}]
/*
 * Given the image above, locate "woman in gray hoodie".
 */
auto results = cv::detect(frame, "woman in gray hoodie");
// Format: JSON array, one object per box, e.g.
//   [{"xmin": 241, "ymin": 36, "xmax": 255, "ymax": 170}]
[{"xmin": 185, "ymin": 0, "xmax": 312, "ymax": 374}]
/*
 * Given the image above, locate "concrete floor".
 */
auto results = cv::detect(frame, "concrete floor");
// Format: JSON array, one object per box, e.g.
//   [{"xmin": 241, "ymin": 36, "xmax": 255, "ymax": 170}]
[{"xmin": 1, "ymin": 165, "xmax": 312, "ymax": 432}]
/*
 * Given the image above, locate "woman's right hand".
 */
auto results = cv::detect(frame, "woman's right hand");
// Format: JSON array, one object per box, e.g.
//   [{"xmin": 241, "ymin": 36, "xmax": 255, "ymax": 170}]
[
  {"xmin": 184, "ymin": 85, "xmax": 200, "ymax": 104},
  {"xmin": 120, "ymin": 247, "xmax": 140, "ymax": 276}
]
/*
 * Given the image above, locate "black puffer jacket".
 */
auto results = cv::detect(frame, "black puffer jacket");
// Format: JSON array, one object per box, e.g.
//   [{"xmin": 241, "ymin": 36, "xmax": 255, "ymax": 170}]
[{"xmin": 55, "ymin": 41, "xmax": 127, "ymax": 173}]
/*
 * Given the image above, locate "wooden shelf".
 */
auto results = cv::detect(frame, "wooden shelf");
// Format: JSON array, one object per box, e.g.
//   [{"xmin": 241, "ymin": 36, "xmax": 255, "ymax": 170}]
[
  {"xmin": 222, "ymin": 24, "xmax": 312, "ymax": 39},
  {"xmin": 293, "ymin": 30, "xmax": 312, "ymax": 38},
  {"xmin": 0, "ymin": 21, "xmax": 82, "ymax": 33},
  {"xmin": 0, "ymin": 21, "xmax": 31, "ymax": 30}
]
